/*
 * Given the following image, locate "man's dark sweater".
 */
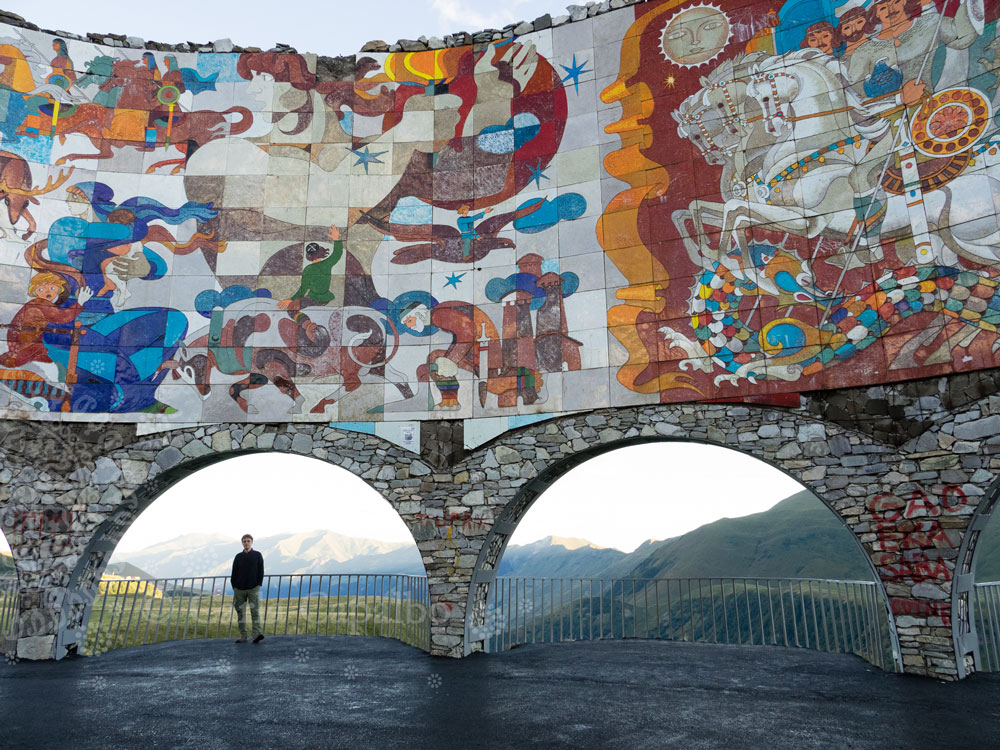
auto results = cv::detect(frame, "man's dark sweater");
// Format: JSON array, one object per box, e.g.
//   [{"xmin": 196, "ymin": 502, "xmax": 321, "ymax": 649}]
[{"xmin": 231, "ymin": 550, "xmax": 264, "ymax": 590}]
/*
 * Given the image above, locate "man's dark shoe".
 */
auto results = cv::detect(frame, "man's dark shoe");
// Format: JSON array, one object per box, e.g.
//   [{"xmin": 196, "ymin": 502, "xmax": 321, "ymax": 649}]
[
  {"xmin": 235, "ymin": 636, "xmax": 248, "ymax": 643},
  {"xmin": 252, "ymin": 634, "xmax": 264, "ymax": 644}
]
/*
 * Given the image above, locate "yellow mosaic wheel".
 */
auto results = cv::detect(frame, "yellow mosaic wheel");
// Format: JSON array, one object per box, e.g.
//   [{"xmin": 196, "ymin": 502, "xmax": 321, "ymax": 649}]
[{"xmin": 910, "ymin": 87, "xmax": 992, "ymax": 158}]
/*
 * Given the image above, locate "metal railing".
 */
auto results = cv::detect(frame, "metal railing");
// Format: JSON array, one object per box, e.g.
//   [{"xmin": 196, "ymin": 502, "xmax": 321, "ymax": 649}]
[
  {"xmin": 0, "ymin": 576, "xmax": 18, "ymax": 652},
  {"xmin": 486, "ymin": 576, "xmax": 897, "ymax": 670},
  {"xmin": 974, "ymin": 582, "xmax": 1000, "ymax": 671},
  {"xmin": 83, "ymin": 574, "xmax": 430, "ymax": 655}
]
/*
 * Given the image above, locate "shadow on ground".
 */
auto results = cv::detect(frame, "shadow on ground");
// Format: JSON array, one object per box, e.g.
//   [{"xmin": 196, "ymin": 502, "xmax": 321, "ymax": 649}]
[{"xmin": 1, "ymin": 638, "xmax": 998, "ymax": 749}]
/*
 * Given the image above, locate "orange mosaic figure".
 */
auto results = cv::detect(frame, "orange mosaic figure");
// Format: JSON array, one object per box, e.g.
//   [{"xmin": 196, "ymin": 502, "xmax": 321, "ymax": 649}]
[{"xmin": 0, "ymin": 273, "xmax": 89, "ymax": 368}]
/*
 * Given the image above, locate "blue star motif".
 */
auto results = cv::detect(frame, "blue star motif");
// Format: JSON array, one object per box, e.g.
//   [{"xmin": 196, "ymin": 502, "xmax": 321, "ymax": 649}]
[
  {"xmin": 528, "ymin": 159, "xmax": 549, "ymax": 189},
  {"xmin": 347, "ymin": 145, "xmax": 388, "ymax": 174},
  {"xmin": 560, "ymin": 55, "xmax": 591, "ymax": 95},
  {"xmin": 444, "ymin": 272, "xmax": 466, "ymax": 289}
]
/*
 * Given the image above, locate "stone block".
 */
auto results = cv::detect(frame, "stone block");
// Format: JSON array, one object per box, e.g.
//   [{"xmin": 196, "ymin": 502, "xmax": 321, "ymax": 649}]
[
  {"xmin": 911, "ymin": 583, "xmax": 949, "ymax": 600},
  {"xmin": 954, "ymin": 415, "xmax": 1000, "ymax": 441},
  {"xmin": 211, "ymin": 430, "xmax": 231, "ymax": 453},
  {"xmin": 16, "ymin": 635, "xmax": 53, "ymax": 660},
  {"xmin": 155, "ymin": 446, "xmax": 184, "ymax": 470},
  {"xmin": 494, "ymin": 446, "xmax": 521, "ymax": 465},
  {"xmin": 757, "ymin": 424, "xmax": 780, "ymax": 439},
  {"xmin": 776, "ymin": 443, "xmax": 801, "ymax": 459},
  {"xmin": 797, "ymin": 423, "xmax": 826, "ymax": 442},
  {"xmin": 92, "ymin": 457, "xmax": 121, "ymax": 484},
  {"xmin": 291, "ymin": 433, "xmax": 313, "ymax": 454},
  {"xmin": 120, "ymin": 459, "xmax": 149, "ymax": 485},
  {"xmin": 431, "ymin": 634, "xmax": 462, "ymax": 648},
  {"xmin": 181, "ymin": 440, "xmax": 213, "ymax": 459}
]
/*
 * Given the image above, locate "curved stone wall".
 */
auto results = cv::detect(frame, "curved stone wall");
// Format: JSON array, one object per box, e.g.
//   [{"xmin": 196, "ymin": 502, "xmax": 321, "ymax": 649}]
[
  {"xmin": 0, "ymin": 370, "xmax": 996, "ymax": 677},
  {"xmin": 0, "ymin": 2, "xmax": 991, "ymax": 439}
]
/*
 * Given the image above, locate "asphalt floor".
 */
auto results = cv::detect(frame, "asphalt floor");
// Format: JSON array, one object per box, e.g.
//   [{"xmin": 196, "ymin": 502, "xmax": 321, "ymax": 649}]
[{"xmin": 1, "ymin": 637, "xmax": 998, "ymax": 749}]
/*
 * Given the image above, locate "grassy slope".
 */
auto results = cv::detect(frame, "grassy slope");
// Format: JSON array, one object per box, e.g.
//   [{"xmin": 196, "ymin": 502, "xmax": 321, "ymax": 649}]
[{"xmin": 608, "ymin": 490, "xmax": 875, "ymax": 581}]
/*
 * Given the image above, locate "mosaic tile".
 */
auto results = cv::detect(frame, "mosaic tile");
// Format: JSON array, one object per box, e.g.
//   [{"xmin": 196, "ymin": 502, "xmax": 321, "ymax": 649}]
[{"xmin": 0, "ymin": 2, "xmax": 992, "ymax": 427}]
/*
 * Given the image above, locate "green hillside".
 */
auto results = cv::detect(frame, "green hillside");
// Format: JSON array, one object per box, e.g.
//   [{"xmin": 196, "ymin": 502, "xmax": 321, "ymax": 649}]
[
  {"xmin": 105, "ymin": 561, "xmax": 155, "ymax": 579},
  {"xmin": 607, "ymin": 490, "xmax": 874, "ymax": 581},
  {"xmin": 0, "ymin": 551, "xmax": 14, "ymax": 576},
  {"xmin": 497, "ymin": 537, "xmax": 626, "ymax": 578}
]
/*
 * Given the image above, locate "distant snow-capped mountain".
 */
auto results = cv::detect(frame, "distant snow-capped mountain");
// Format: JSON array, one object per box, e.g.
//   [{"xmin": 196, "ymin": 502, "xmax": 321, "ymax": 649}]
[{"xmin": 111, "ymin": 530, "xmax": 424, "ymax": 578}]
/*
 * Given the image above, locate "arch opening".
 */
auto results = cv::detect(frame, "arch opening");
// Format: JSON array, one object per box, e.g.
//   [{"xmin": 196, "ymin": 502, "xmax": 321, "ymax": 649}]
[
  {"xmin": 67, "ymin": 452, "xmax": 430, "ymax": 657},
  {"xmin": 467, "ymin": 438, "xmax": 900, "ymax": 671},
  {"xmin": 954, "ymin": 477, "xmax": 1000, "ymax": 677},
  {"xmin": 0, "ymin": 527, "xmax": 19, "ymax": 656}
]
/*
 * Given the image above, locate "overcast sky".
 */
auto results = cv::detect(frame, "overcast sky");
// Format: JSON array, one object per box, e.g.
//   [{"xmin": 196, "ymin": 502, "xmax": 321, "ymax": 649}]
[
  {"xmin": 1, "ymin": 0, "xmax": 571, "ymax": 56},
  {"xmin": 0, "ymin": 442, "xmax": 801, "ymax": 557},
  {"xmin": 98, "ymin": 443, "xmax": 802, "ymax": 555}
]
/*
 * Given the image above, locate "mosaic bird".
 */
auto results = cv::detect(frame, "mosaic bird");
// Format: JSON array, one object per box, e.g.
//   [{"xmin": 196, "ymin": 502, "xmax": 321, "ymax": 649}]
[
  {"xmin": 358, "ymin": 201, "xmax": 543, "ymax": 265},
  {"xmin": 863, "ymin": 58, "xmax": 903, "ymax": 99}
]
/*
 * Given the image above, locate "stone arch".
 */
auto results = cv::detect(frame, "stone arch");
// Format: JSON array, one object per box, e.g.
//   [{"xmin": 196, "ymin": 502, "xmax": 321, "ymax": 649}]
[
  {"xmin": 0, "ymin": 522, "xmax": 19, "ymax": 654},
  {"xmin": 0, "ymin": 421, "xmax": 442, "ymax": 659},
  {"xmin": 952, "ymin": 475, "xmax": 1000, "ymax": 678},
  {"xmin": 462, "ymin": 404, "xmax": 902, "ymax": 670},
  {"xmin": 60, "ymin": 448, "xmax": 431, "ymax": 656}
]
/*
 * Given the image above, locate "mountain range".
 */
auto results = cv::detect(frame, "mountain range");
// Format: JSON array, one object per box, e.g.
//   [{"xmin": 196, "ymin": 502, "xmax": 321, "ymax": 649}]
[
  {"xmin": 2, "ymin": 490, "xmax": 998, "ymax": 581},
  {"xmin": 108, "ymin": 530, "xmax": 424, "ymax": 579},
  {"xmin": 495, "ymin": 490, "xmax": 877, "ymax": 581}
]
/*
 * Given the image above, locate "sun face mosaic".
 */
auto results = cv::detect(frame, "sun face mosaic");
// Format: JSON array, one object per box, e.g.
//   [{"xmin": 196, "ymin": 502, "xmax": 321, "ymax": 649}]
[{"xmin": 0, "ymin": 0, "xmax": 996, "ymax": 427}]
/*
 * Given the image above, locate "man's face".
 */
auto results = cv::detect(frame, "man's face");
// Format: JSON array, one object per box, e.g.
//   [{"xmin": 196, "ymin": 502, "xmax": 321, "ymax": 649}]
[
  {"xmin": 876, "ymin": 0, "xmax": 907, "ymax": 26},
  {"xmin": 806, "ymin": 30, "xmax": 835, "ymax": 54},
  {"xmin": 840, "ymin": 16, "xmax": 867, "ymax": 42},
  {"xmin": 402, "ymin": 304, "xmax": 429, "ymax": 333},
  {"xmin": 242, "ymin": 537, "xmax": 252, "ymax": 552}
]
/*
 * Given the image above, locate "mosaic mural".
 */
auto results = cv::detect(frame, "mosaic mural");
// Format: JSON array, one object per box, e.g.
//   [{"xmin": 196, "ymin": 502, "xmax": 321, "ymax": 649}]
[{"xmin": 0, "ymin": 0, "xmax": 997, "ymax": 426}]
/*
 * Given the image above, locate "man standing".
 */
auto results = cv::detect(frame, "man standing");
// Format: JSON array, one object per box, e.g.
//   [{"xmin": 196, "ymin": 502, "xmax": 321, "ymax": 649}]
[{"xmin": 231, "ymin": 534, "xmax": 265, "ymax": 644}]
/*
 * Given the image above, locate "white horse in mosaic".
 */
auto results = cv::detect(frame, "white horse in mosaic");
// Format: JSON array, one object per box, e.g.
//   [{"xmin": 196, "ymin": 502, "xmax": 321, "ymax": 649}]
[
  {"xmin": 671, "ymin": 53, "xmax": 775, "ymax": 264},
  {"xmin": 673, "ymin": 50, "xmax": 1000, "ymax": 270}
]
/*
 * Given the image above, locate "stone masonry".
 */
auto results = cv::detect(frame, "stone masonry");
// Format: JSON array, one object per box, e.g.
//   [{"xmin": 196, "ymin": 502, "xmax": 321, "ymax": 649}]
[{"xmin": 1, "ymin": 370, "xmax": 999, "ymax": 679}]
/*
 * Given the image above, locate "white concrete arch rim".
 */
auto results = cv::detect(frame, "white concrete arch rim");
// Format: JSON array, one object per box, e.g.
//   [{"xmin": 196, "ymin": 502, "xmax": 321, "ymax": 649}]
[{"xmin": 951, "ymin": 474, "xmax": 1000, "ymax": 678}]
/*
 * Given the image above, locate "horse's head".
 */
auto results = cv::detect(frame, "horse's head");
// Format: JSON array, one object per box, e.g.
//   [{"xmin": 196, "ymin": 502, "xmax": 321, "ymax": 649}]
[
  {"xmin": 746, "ymin": 69, "xmax": 798, "ymax": 136},
  {"xmin": 673, "ymin": 92, "xmax": 732, "ymax": 165},
  {"xmin": 166, "ymin": 348, "xmax": 212, "ymax": 397},
  {"xmin": 77, "ymin": 55, "xmax": 115, "ymax": 87}
]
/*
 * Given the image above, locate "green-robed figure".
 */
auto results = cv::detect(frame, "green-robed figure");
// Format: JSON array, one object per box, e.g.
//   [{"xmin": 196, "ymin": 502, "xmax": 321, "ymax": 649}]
[{"xmin": 277, "ymin": 225, "xmax": 343, "ymax": 335}]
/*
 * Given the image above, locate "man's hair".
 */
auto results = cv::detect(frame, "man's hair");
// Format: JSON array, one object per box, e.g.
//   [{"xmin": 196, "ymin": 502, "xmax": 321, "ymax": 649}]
[
  {"xmin": 241, "ymin": 534, "xmax": 253, "ymax": 541},
  {"xmin": 304, "ymin": 242, "xmax": 330, "ymax": 262},
  {"xmin": 838, "ymin": 6, "xmax": 868, "ymax": 26},
  {"xmin": 107, "ymin": 208, "xmax": 136, "ymax": 225}
]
